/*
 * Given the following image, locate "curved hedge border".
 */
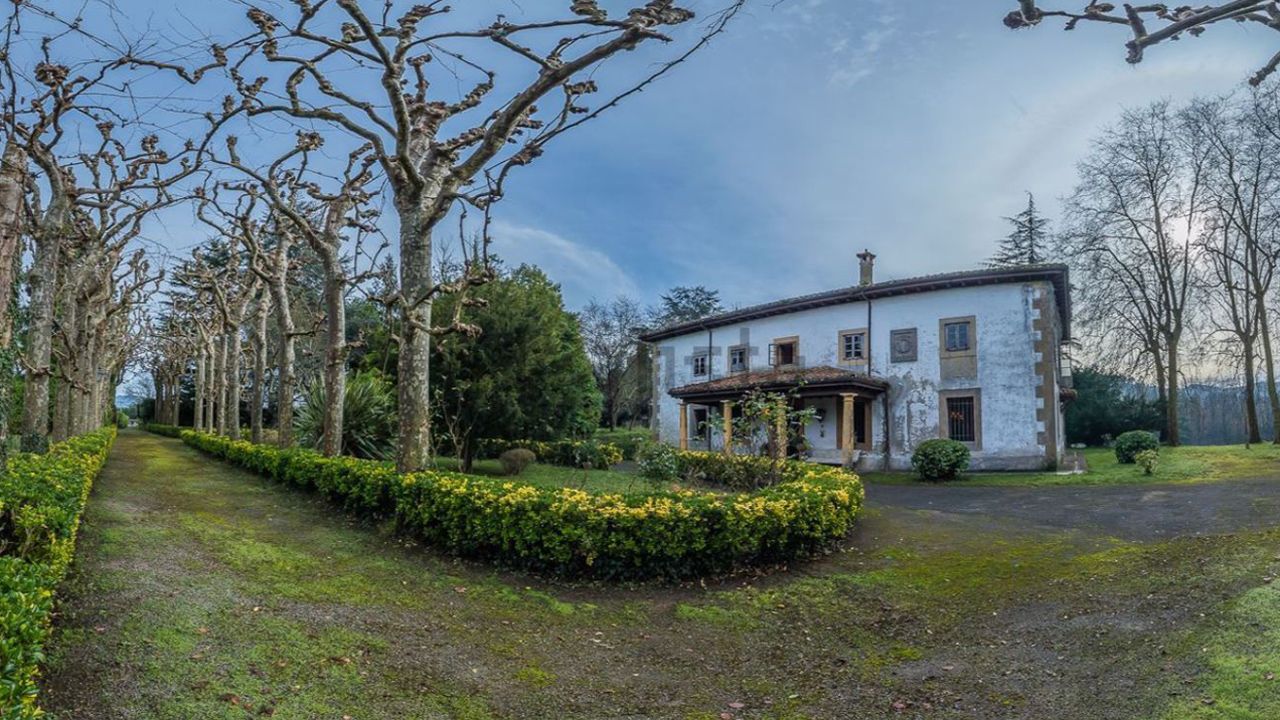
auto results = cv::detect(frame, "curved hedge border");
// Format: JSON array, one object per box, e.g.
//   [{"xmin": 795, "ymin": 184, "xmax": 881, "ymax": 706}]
[
  {"xmin": 0, "ymin": 427, "xmax": 116, "ymax": 719},
  {"xmin": 477, "ymin": 438, "xmax": 623, "ymax": 470},
  {"xmin": 178, "ymin": 431, "xmax": 863, "ymax": 580}
]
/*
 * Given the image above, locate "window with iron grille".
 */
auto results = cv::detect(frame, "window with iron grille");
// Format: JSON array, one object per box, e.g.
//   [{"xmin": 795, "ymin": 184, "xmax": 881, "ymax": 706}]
[
  {"xmin": 946, "ymin": 396, "xmax": 976, "ymax": 442},
  {"xmin": 692, "ymin": 354, "xmax": 708, "ymax": 376}
]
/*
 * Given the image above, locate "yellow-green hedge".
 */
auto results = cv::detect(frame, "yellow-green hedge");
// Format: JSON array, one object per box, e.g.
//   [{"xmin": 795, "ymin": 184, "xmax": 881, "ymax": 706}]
[
  {"xmin": 180, "ymin": 431, "xmax": 863, "ymax": 580},
  {"xmin": 143, "ymin": 423, "xmax": 183, "ymax": 438},
  {"xmin": 0, "ymin": 427, "xmax": 116, "ymax": 719}
]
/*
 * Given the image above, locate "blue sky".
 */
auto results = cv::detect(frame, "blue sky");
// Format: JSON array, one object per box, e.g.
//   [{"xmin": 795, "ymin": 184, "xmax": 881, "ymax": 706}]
[{"xmin": 89, "ymin": 1, "xmax": 1280, "ymax": 310}]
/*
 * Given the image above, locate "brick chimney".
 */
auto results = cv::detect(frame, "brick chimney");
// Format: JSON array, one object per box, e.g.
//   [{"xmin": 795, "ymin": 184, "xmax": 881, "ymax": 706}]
[{"xmin": 857, "ymin": 249, "xmax": 876, "ymax": 286}]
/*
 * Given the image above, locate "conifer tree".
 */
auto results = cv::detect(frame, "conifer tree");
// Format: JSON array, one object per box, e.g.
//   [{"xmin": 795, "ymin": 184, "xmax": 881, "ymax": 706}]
[{"xmin": 989, "ymin": 192, "xmax": 1049, "ymax": 267}]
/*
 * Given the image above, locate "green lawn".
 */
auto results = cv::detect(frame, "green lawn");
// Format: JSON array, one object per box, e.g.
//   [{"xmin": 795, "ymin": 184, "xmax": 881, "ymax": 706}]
[
  {"xmin": 862, "ymin": 443, "xmax": 1280, "ymax": 487},
  {"xmin": 43, "ymin": 431, "xmax": 1280, "ymax": 719},
  {"xmin": 428, "ymin": 456, "xmax": 660, "ymax": 494}
]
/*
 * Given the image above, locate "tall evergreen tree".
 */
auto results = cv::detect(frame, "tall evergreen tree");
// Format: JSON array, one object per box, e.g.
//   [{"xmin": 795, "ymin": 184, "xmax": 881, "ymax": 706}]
[{"xmin": 989, "ymin": 192, "xmax": 1050, "ymax": 267}]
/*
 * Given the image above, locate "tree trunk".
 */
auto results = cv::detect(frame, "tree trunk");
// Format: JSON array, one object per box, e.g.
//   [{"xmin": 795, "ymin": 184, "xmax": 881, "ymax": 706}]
[
  {"xmin": 320, "ymin": 263, "xmax": 345, "ymax": 457},
  {"xmin": 251, "ymin": 296, "xmax": 269, "ymax": 444},
  {"xmin": 227, "ymin": 325, "xmax": 242, "ymax": 440},
  {"xmin": 21, "ymin": 202, "xmax": 70, "ymax": 452},
  {"xmin": 269, "ymin": 279, "xmax": 295, "ymax": 449},
  {"xmin": 214, "ymin": 332, "xmax": 227, "ymax": 434},
  {"xmin": 1243, "ymin": 340, "xmax": 1261, "ymax": 444},
  {"xmin": 396, "ymin": 207, "xmax": 432, "ymax": 472},
  {"xmin": 1256, "ymin": 301, "xmax": 1280, "ymax": 444},
  {"xmin": 194, "ymin": 346, "xmax": 206, "ymax": 432},
  {"xmin": 0, "ymin": 140, "xmax": 25, "ymax": 469},
  {"xmin": 1165, "ymin": 342, "xmax": 1181, "ymax": 446}
]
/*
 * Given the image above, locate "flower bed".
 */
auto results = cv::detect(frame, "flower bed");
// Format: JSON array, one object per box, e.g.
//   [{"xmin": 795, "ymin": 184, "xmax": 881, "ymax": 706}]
[
  {"xmin": 0, "ymin": 427, "xmax": 117, "ymax": 718},
  {"xmin": 477, "ymin": 438, "xmax": 623, "ymax": 470},
  {"xmin": 180, "ymin": 431, "xmax": 863, "ymax": 580}
]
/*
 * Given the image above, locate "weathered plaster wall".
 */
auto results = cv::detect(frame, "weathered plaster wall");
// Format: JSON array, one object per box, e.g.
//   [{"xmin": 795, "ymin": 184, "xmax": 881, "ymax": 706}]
[{"xmin": 652, "ymin": 281, "xmax": 1063, "ymax": 471}]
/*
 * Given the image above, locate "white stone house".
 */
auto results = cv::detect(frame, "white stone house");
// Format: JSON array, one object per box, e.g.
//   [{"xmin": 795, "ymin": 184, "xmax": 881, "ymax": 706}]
[{"xmin": 638, "ymin": 255, "xmax": 1073, "ymax": 471}]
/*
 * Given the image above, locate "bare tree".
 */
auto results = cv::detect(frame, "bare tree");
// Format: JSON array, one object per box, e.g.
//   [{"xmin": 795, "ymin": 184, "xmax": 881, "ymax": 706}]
[
  {"xmin": 1005, "ymin": 1, "xmax": 1280, "ymax": 86},
  {"xmin": 1184, "ymin": 95, "xmax": 1280, "ymax": 442},
  {"xmin": 1060, "ymin": 101, "xmax": 1208, "ymax": 445},
  {"xmin": 581, "ymin": 296, "xmax": 647, "ymax": 429},
  {"xmin": 217, "ymin": 0, "xmax": 743, "ymax": 470}
]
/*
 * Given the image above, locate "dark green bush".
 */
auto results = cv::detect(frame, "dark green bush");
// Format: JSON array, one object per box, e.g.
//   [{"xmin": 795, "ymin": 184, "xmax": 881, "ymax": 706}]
[
  {"xmin": 0, "ymin": 427, "xmax": 116, "ymax": 717},
  {"xmin": 294, "ymin": 370, "xmax": 396, "ymax": 459},
  {"xmin": 115, "ymin": 411, "xmax": 129, "ymax": 428},
  {"xmin": 911, "ymin": 439, "xmax": 971, "ymax": 480},
  {"xmin": 181, "ymin": 431, "xmax": 863, "ymax": 580},
  {"xmin": 499, "ymin": 448, "xmax": 536, "ymax": 476},
  {"xmin": 478, "ymin": 438, "xmax": 622, "ymax": 469},
  {"xmin": 1114, "ymin": 430, "xmax": 1159, "ymax": 464}
]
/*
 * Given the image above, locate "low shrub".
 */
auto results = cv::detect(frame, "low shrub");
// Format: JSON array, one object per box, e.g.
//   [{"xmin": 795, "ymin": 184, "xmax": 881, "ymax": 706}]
[
  {"xmin": 115, "ymin": 411, "xmax": 129, "ymax": 428},
  {"xmin": 478, "ymin": 438, "xmax": 623, "ymax": 470},
  {"xmin": 911, "ymin": 438, "xmax": 971, "ymax": 481},
  {"xmin": 0, "ymin": 427, "xmax": 116, "ymax": 718},
  {"xmin": 181, "ymin": 431, "xmax": 863, "ymax": 580},
  {"xmin": 1135, "ymin": 448, "xmax": 1159, "ymax": 475},
  {"xmin": 671, "ymin": 451, "xmax": 808, "ymax": 490},
  {"xmin": 499, "ymin": 448, "xmax": 536, "ymax": 476},
  {"xmin": 1114, "ymin": 430, "xmax": 1159, "ymax": 464},
  {"xmin": 144, "ymin": 423, "xmax": 183, "ymax": 438},
  {"xmin": 636, "ymin": 441, "xmax": 679, "ymax": 483}
]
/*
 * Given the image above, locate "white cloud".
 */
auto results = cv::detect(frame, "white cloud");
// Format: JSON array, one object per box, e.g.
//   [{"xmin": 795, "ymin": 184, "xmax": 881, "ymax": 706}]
[
  {"xmin": 489, "ymin": 221, "xmax": 640, "ymax": 309},
  {"xmin": 828, "ymin": 12, "xmax": 898, "ymax": 86}
]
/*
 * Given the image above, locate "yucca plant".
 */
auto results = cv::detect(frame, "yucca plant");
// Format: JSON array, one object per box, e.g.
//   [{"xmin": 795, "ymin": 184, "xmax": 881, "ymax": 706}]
[{"xmin": 295, "ymin": 370, "xmax": 396, "ymax": 459}]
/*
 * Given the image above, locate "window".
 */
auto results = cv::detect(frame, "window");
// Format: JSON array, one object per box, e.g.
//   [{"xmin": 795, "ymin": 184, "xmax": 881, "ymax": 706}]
[
  {"xmin": 771, "ymin": 337, "xmax": 799, "ymax": 367},
  {"xmin": 944, "ymin": 322, "xmax": 970, "ymax": 352},
  {"xmin": 939, "ymin": 316, "xmax": 977, "ymax": 358},
  {"xmin": 839, "ymin": 330, "xmax": 867, "ymax": 363},
  {"xmin": 692, "ymin": 407, "xmax": 709, "ymax": 441},
  {"xmin": 692, "ymin": 353, "xmax": 709, "ymax": 377},
  {"xmin": 729, "ymin": 346, "xmax": 748, "ymax": 373},
  {"xmin": 946, "ymin": 396, "xmax": 976, "ymax": 441},
  {"xmin": 939, "ymin": 390, "xmax": 981, "ymax": 448}
]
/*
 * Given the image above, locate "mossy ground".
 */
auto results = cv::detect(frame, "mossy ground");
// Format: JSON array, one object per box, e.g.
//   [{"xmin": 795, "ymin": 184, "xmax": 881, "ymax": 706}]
[
  {"xmin": 865, "ymin": 443, "xmax": 1280, "ymax": 486},
  {"xmin": 40, "ymin": 431, "xmax": 1280, "ymax": 719}
]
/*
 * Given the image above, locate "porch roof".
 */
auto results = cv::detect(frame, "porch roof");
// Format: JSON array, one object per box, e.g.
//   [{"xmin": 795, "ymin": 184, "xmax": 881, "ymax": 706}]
[{"xmin": 669, "ymin": 366, "xmax": 889, "ymax": 403}]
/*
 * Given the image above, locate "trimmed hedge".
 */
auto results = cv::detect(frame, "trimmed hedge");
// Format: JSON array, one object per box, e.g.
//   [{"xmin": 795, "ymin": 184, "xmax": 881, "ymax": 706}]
[
  {"xmin": 181, "ymin": 431, "xmax": 863, "ymax": 580},
  {"xmin": 477, "ymin": 438, "xmax": 623, "ymax": 470},
  {"xmin": 143, "ymin": 423, "xmax": 183, "ymax": 438},
  {"xmin": 0, "ymin": 427, "xmax": 116, "ymax": 718}
]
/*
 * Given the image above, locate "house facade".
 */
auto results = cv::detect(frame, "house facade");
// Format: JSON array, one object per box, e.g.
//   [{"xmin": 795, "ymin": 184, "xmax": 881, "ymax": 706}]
[{"xmin": 639, "ymin": 255, "xmax": 1073, "ymax": 471}]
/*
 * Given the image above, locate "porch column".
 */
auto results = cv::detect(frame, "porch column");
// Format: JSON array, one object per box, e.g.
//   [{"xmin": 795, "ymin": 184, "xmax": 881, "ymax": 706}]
[
  {"xmin": 840, "ymin": 393, "xmax": 856, "ymax": 466},
  {"xmin": 722, "ymin": 401, "xmax": 734, "ymax": 455},
  {"xmin": 678, "ymin": 401, "xmax": 688, "ymax": 450}
]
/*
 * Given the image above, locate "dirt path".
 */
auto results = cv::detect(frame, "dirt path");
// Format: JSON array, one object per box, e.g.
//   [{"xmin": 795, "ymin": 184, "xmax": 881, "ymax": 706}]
[
  {"xmin": 39, "ymin": 431, "xmax": 1280, "ymax": 720},
  {"xmin": 867, "ymin": 476, "xmax": 1280, "ymax": 540}
]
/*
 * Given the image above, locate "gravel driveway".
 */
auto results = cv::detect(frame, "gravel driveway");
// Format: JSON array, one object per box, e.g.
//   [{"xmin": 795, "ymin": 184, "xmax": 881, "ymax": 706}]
[{"xmin": 867, "ymin": 476, "xmax": 1280, "ymax": 540}]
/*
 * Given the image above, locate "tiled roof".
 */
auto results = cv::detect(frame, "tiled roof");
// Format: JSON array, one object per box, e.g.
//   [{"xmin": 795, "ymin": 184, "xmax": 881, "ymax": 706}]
[
  {"xmin": 668, "ymin": 366, "xmax": 889, "ymax": 400},
  {"xmin": 639, "ymin": 263, "xmax": 1071, "ymax": 342}
]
